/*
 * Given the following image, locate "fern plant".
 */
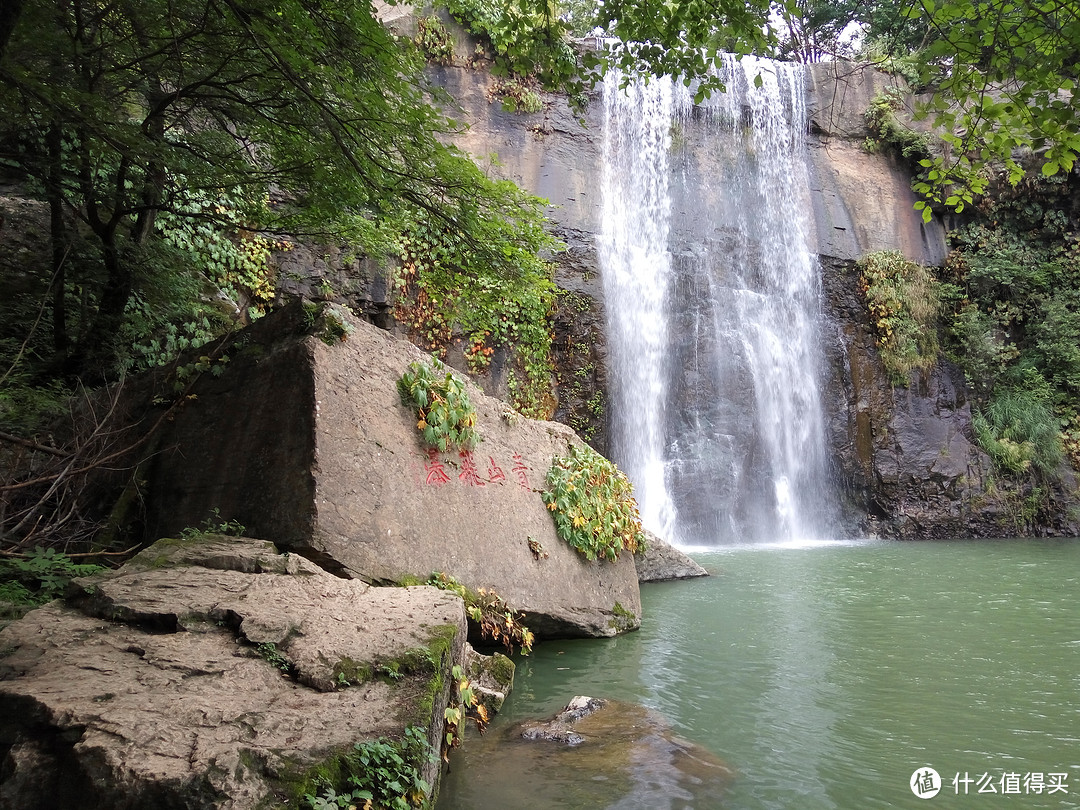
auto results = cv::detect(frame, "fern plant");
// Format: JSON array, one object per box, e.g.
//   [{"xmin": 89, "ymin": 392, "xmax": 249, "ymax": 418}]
[{"xmin": 858, "ymin": 250, "xmax": 942, "ymax": 386}]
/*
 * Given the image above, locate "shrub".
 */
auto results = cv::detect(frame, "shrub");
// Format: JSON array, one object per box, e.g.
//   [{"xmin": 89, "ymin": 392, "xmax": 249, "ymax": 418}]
[
  {"xmin": 973, "ymin": 389, "xmax": 1063, "ymax": 476},
  {"xmin": 858, "ymin": 251, "xmax": 942, "ymax": 386},
  {"xmin": 487, "ymin": 77, "xmax": 543, "ymax": 113},
  {"xmin": 415, "ymin": 15, "xmax": 454, "ymax": 64},
  {"xmin": 423, "ymin": 572, "xmax": 533, "ymax": 655},
  {"xmin": 397, "ymin": 361, "xmax": 478, "ymax": 452},
  {"xmin": 0, "ymin": 548, "xmax": 105, "ymax": 607},
  {"xmin": 863, "ymin": 88, "xmax": 931, "ymax": 166},
  {"xmin": 947, "ymin": 303, "xmax": 1018, "ymax": 398},
  {"xmin": 542, "ymin": 444, "xmax": 645, "ymax": 562}
]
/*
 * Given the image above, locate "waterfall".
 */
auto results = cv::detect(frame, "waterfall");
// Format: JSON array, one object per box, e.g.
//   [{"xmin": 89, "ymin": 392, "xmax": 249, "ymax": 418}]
[{"xmin": 598, "ymin": 56, "xmax": 837, "ymax": 546}]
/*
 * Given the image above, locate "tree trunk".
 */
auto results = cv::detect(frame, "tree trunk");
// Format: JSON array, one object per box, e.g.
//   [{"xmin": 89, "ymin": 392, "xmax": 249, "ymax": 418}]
[
  {"xmin": 74, "ymin": 235, "xmax": 130, "ymax": 382},
  {"xmin": 47, "ymin": 122, "xmax": 69, "ymax": 358},
  {"xmin": 0, "ymin": 0, "xmax": 24, "ymax": 63}
]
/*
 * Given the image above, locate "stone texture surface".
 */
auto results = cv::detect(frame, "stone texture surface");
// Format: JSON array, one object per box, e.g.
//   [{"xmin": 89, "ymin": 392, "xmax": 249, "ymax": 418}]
[
  {"xmin": 502, "ymin": 696, "xmax": 735, "ymax": 806},
  {"xmin": 461, "ymin": 645, "xmax": 514, "ymax": 716},
  {"xmin": 0, "ymin": 535, "xmax": 467, "ymax": 810},
  {"xmin": 139, "ymin": 303, "xmax": 641, "ymax": 638},
  {"xmin": 635, "ymin": 531, "xmax": 709, "ymax": 582},
  {"xmin": 820, "ymin": 257, "xmax": 1080, "ymax": 537}
]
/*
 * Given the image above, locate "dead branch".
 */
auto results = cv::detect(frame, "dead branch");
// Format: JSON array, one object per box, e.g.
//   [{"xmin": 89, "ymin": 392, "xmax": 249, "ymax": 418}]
[{"xmin": 0, "ymin": 431, "xmax": 70, "ymax": 458}]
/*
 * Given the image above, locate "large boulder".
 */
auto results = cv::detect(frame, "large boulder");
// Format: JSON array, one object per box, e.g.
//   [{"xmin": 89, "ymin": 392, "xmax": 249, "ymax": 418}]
[
  {"xmin": 0, "ymin": 535, "xmax": 466, "ymax": 809},
  {"xmin": 138, "ymin": 303, "xmax": 641, "ymax": 638}
]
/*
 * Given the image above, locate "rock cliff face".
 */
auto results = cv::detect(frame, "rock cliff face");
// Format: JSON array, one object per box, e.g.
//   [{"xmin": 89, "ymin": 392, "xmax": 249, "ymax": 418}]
[
  {"xmin": 429, "ymin": 59, "xmax": 1078, "ymax": 538},
  {"xmin": 255, "ymin": 40, "xmax": 1075, "ymax": 540}
]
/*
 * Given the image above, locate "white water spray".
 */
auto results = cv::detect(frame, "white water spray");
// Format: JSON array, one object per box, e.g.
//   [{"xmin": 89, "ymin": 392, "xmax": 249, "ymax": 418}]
[
  {"xmin": 598, "ymin": 57, "xmax": 836, "ymax": 545},
  {"xmin": 598, "ymin": 71, "xmax": 681, "ymax": 540}
]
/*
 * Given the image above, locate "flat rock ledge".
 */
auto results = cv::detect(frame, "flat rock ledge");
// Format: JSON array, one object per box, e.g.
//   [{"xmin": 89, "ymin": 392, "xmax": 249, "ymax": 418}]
[
  {"xmin": 0, "ymin": 535, "xmax": 468, "ymax": 810},
  {"xmin": 635, "ymin": 531, "xmax": 709, "ymax": 583}
]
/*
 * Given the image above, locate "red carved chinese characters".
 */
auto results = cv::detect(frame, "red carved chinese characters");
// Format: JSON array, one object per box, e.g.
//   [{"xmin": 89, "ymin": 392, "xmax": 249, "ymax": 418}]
[
  {"xmin": 458, "ymin": 451, "xmax": 486, "ymax": 486},
  {"xmin": 511, "ymin": 453, "xmax": 530, "ymax": 489},
  {"xmin": 424, "ymin": 448, "xmax": 451, "ymax": 487}
]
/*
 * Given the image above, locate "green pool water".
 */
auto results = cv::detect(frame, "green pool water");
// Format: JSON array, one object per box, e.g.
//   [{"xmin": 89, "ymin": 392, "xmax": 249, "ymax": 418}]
[{"xmin": 435, "ymin": 538, "xmax": 1080, "ymax": 809}]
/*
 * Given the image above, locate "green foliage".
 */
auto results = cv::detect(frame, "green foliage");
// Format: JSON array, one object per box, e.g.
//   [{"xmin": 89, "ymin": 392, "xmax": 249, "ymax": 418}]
[
  {"xmin": 180, "ymin": 508, "xmax": 247, "ymax": 539},
  {"xmin": 947, "ymin": 303, "xmax": 1017, "ymax": 399},
  {"xmin": 0, "ymin": 0, "xmax": 561, "ymax": 382},
  {"xmin": 542, "ymin": 444, "xmax": 645, "ymax": 562},
  {"xmin": 442, "ymin": 663, "xmax": 489, "ymax": 760},
  {"xmin": 0, "ymin": 373, "xmax": 70, "ymax": 438},
  {"xmin": 304, "ymin": 302, "xmax": 355, "ymax": 347},
  {"xmin": 863, "ymin": 88, "xmax": 931, "ymax": 167},
  {"xmin": 443, "ymin": 0, "xmax": 578, "ymax": 91},
  {"xmin": 393, "ymin": 211, "xmax": 558, "ymax": 419},
  {"xmin": 444, "ymin": 0, "xmax": 778, "ymax": 106},
  {"xmin": 906, "ymin": 0, "xmax": 1080, "ymax": 211},
  {"xmin": 156, "ymin": 190, "xmax": 280, "ymax": 312},
  {"xmin": 415, "ymin": 15, "xmax": 455, "ymax": 64},
  {"xmin": 0, "ymin": 548, "xmax": 104, "ymax": 607},
  {"xmin": 773, "ymin": 0, "xmax": 868, "ymax": 62},
  {"xmin": 256, "ymin": 642, "xmax": 294, "ymax": 675},
  {"xmin": 858, "ymin": 251, "xmax": 942, "ymax": 386},
  {"xmin": 303, "ymin": 726, "xmax": 432, "ymax": 810},
  {"xmin": 941, "ymin": 175, "xmax": 1080, "ymax": 475},
  {"xmin": 973, "ymin": 390, "xmax": 1063, "ymax": 477},
  {"xmin": 487, "ymin": 77, "xmax": 544, "ymax": 114},
  {"xmin": 397, "ymin": 361, "xmax": 479, "ymax": 453},
  {"xmin": 423, "ymin": 572, "xmax": 534, "ymax": 655},
  {"xmin": 858, "ymin": 39, "xmax": 924, "ymax": 86}
]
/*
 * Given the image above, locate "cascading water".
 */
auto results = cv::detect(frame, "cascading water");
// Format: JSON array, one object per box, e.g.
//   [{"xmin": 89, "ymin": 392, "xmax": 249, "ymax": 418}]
[
  {"xmin": 599, "ymin": 56, "xmax": 837, "ymax": 545},
  {"xmin": 597, "ymin": 72, "xmax": 681, "ymax": 542}
]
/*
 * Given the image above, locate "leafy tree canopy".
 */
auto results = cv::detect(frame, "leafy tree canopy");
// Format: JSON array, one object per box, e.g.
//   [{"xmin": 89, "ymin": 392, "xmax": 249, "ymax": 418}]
[
  {"xmin": 0, "ymin": 0, "xmax": 551, "ymax": 378},
  {"xmin": 909, "ymin": 0, "xmax": 1080, "ymax": 214},
  {"xmin": 1, "ymin": 0, "xmax": 1075, "ymax": 383}
]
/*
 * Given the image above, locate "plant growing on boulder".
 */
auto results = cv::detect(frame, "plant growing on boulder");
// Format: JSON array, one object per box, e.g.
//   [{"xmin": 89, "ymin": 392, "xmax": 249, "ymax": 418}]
[
  {"xmin": 397, "ymin": 361, "xmax": 479, "ymax": 452},
  {"xmin": 442, "ymin": 664, "xmax": 488, "ymax": 761},
  {"xmin": 422, "ymin": 572, "xmax": 533, "ymax": 655},
  {"xmin": 415, "ymin": 15, "xmax": 454, "ymax": 64},
  {"xmin": 303, "ymin": 725, "xmax": 432, "ymax": 810},
  {"xmin": 542, "ymin": 444, "xmax": 645, "ymax": 562}
]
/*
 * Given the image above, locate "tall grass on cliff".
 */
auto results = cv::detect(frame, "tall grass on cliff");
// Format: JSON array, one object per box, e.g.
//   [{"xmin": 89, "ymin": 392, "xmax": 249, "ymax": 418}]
[{"xmin": 973, "ymin": 389, "xmax": 1063, "ymax": 477}]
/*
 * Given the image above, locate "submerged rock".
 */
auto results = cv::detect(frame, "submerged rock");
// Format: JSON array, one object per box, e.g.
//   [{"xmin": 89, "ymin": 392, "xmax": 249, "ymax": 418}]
[
  {"xmin": 508, "ymin": 696, "xmax": 735, "ymax": 807},
  {"xmin": 0, "ymin": 535, "xmax": 466, "ymax": 810},
  {"xmin": 519, "ymin": 695, "xmax": 607, "ymax": 745}
]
